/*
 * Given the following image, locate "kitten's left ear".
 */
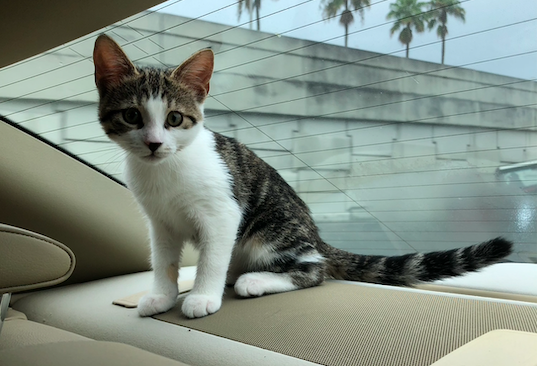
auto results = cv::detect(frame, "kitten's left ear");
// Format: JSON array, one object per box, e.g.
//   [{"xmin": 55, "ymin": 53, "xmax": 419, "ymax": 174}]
[{"xmin": 171, "ymin": 49, "xmax": 214, "ymax": 102}]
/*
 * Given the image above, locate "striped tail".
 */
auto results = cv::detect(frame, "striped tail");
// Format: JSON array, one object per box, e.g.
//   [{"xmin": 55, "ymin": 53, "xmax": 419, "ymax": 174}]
[{"xmin": 322, "ymin": 237, "xmax": 513, "ymax": 286}]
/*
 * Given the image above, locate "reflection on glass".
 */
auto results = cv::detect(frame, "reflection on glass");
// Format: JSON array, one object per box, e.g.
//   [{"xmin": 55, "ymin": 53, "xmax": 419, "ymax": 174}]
[{"xmin": 0, "ymin": 0, "xmax": 535, "ymax": 262}]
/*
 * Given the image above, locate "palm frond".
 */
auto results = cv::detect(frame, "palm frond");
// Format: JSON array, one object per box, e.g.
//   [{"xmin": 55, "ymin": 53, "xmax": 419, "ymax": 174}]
[
  {"xmin": 399, "ymin": 26, "xmax": 412, "ymax": 44},
  {"xmin": 237, "ymin": 0, "xmax": 253, "ymax": 20},
  {"xmin": 322, "ymin": 0, "xmax": 345, "ymax": 19},
  {"xmin": 340, "ymin": 9, "xmax": 355, "ymax": 26},
  {"xmin": 437, "ymin": 24, "xmax": 447, "ymax": 37}
]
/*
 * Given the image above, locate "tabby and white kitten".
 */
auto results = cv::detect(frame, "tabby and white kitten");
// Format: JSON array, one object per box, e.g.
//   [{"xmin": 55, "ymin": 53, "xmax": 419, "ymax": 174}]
[{"xmin": 93, "ymin": 35, "xmax": 513, "ymax": 318}]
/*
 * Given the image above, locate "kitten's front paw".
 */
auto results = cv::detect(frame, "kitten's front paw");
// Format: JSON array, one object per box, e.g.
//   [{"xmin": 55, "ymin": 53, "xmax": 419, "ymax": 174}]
[
  {"xmin": 181, "ymin": 294, "xmax": 222, "ymax": 318},
  {"xmin": 138, "ymin": 293, "xmax": 177, "ymax": 317}
]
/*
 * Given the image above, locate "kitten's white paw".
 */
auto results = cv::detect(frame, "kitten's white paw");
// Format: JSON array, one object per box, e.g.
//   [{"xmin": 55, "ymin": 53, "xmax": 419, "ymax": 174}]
[
  {"xmin": 234, "ymin": 273, "xmax": 267, "ymax": 297},
  {"xmin": 138, "ymin": 293, "xmax": 177, "ymax": 317},
  {"xmin": 181, "ymin": 293, "xmax": 222, "ymax": 318}
]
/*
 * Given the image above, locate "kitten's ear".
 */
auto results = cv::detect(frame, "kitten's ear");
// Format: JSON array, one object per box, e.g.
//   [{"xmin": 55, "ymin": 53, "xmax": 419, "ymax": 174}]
[
  {"xmin": 171, "ymin": 49, "xmax": 214, "ymax": 102},
  {"xmin": 93, "ymin": 34, "xmax": 137, "ymax": 94}
]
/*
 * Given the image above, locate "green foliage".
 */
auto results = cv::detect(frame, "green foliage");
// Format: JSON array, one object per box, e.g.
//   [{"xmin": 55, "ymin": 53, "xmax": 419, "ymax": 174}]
[
  {"xmin": 387, "ymin": 0, "xmax": 429, "ymax": 58},
  {"xmin": 238, "ymin": 0, "xmax": 262, "ymax": 31},
  {"xmin": 237, "ymin": 0, "xmax": 465, "ymax": 64},
  {"xmin": 427, "ymin": 0, "xmax": 466, "ymax": 63},
  {"xmin": 321, "ymin": 0, "xmax": 371, "ymax": 47}
]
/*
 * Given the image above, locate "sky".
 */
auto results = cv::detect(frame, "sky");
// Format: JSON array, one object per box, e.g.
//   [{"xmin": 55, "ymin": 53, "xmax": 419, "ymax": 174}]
[{"xmin": 152, "ymin": 0, "xmax": 537, "ymax": 80}]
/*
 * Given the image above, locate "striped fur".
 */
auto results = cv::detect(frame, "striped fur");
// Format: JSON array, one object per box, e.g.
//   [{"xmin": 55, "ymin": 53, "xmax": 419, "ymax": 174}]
[
  {"xmin": 94, "ymin": 35, "xmax": 513, "ymax": 318},
  {"xmin": 215, "ymin": 134, "xmax": 513, "ymax": 288}
]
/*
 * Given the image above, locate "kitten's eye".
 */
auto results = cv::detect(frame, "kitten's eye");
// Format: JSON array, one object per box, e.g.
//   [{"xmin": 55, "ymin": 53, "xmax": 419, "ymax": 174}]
[
  {"xmin": 167, "ymin": 111, "xmax": 183, "ymax": 127},
  {"xmin": 122, "ymin": 108, "xmax": 142, "ymax": 125}
]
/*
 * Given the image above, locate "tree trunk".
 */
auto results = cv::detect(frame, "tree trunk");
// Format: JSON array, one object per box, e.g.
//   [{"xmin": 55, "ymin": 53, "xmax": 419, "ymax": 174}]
[
  {"xmin": 406, "ymin": 43, "xmax": 409, "ymax": 58},
  {"xmin": 256, "ymin": 6, "xmax": 260, "ymax": 31},
  {"xmin": 441, "ymin": 36, "xmax": 445, "ymax": 64},
  {"xmin": 344, "ymin": 0, "xmax": 349, "ymax": 47},
  {"xmin": 441, "ymin": 21, "xmax": 446, "ymax": 64}
]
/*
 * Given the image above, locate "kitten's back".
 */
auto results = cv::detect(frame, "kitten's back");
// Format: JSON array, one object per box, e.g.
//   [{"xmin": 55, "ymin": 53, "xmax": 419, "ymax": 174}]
[{"xmin": 212, "ymin": 131, "xmax": 513, "ymax": 286}]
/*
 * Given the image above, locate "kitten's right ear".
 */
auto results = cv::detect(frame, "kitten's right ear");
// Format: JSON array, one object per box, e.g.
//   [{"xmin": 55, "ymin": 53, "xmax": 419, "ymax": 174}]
[{"xmin": 93, "ymin": 34, "xmax": 137, "ymax": 94}]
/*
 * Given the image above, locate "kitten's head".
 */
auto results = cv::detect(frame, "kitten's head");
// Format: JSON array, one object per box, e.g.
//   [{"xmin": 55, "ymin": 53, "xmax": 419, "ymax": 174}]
[{"xmin": 93, "ymin": 34, "xmax": 214, "ymax": 163}]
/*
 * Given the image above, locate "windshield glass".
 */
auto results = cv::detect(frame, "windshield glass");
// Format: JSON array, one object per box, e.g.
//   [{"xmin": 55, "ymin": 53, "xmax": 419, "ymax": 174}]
[{"xmin": 0, "ymin": 0, "xmax": 536, "ymax": 263}]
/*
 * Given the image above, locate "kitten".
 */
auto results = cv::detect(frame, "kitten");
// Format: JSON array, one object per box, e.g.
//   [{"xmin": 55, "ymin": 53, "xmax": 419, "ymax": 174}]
[{"xmin": 93, "ymin": 34, "xmax": 513, "ymax": 319}]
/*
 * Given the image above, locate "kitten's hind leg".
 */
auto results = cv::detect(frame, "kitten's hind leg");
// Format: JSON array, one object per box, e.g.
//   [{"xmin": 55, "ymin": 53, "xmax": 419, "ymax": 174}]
[
  {"xmin": 234, "ymin": 254, "xmax": 325, "ymax": 297},
  {"xmin": 234, "ymin": 272, "xmax": 298, "ymax": 297}
]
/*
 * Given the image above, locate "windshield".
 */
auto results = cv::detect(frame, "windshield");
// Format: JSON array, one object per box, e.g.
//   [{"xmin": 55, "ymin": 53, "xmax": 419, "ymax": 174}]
[{"xmin": 0, "ymin": 0, "xmax": 535, "ymax": 263}]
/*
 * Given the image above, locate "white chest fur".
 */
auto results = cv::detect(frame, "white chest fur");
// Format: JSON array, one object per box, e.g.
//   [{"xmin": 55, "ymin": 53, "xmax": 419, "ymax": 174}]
[{"xmin": 124, "ymin": 128, "xmax": 240, "ymax": 241}]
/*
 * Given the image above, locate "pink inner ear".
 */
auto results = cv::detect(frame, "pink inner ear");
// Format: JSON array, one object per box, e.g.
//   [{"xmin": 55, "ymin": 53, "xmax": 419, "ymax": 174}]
[
  {"xmin": 172, "ymin": 50, "xmax": 214, "ymax": 101},
  {"xmin": 93, "ymin": 35, "xmax": 135, "ymax": 91}
]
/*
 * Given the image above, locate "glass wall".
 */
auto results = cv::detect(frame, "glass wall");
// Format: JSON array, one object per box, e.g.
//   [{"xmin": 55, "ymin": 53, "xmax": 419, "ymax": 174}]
[{"xmin": 1, "ymin": 0, "xmax": 535, "ymax": 261}]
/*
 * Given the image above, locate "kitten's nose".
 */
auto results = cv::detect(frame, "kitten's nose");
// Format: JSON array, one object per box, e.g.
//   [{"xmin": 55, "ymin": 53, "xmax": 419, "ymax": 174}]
[{"xmin": 147, "ymin": 142, "xmax": 162, "ymax": 152}]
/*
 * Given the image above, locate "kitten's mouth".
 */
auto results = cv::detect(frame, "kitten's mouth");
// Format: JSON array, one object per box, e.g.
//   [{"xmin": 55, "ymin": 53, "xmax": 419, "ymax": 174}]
[{"xmin": 142, "ymin": 153, "xmax": 165, "ymax": 163}]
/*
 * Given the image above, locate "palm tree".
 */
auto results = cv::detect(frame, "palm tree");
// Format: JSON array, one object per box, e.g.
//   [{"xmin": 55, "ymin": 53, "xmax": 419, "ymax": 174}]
[
  {"xmin": 321, "ymin": 0, "xmax": 371, "ymax": 47},
  {"xmin": 428, "ymin": 0, "xmax": 465, "ymax": 64},
  {"xmin": 238, "ymin": 0, "xmax": 262, "ymax": 31},
  {"xmin": 387, "ymin": 0, "xmax": 428, "ymax": 58}
]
